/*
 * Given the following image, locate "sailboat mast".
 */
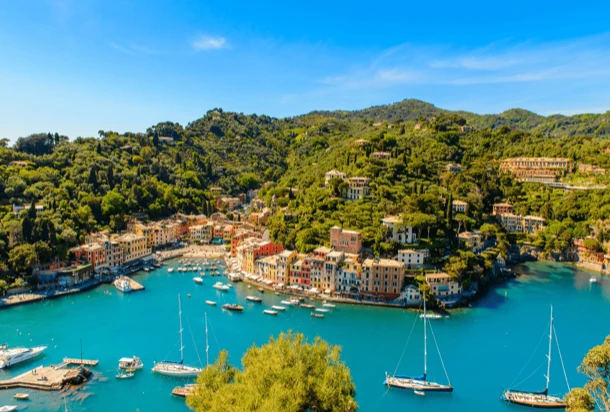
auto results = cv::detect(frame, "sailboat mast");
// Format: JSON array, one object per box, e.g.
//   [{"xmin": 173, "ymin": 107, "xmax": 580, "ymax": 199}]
[
  {"xmin": 545, "ymin": 305, "xmax": 553, "ymax": 392},
  {"xmin": 423, "ymin": 293, "xmax": 427, "ymax": 380},
  {"xmin": 205, "ymin": 312, "xmax": 209, "ymax": 367},
  {"xmin": 179, "ymin": 294, "xmax": 184, "ymax": 364}
]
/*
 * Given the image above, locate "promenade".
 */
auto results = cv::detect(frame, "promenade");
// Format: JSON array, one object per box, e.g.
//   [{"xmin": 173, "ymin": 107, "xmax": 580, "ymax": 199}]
[
  {"xmin": 0, "ymin": 279, "xmax": 101, "ymax": 309},
  {"xmin": 157, "ymin": 244, "xmax": 226, "ymax": 260}
]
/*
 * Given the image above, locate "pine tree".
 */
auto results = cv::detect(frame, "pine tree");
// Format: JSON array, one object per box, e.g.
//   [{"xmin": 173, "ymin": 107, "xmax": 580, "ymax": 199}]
[
  {"xmin": 107, "ymin": 166, "xmax": 114, "ymax": 187},
  {"xmin": 96, "ymin": 142, "xmax": 102, "ymax": 154}
]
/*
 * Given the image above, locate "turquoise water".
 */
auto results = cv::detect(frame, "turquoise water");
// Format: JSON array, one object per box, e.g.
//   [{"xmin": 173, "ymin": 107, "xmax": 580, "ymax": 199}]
[{"xmin": 0, "ymin": 260, "xmax": 609, "ymax": 411}]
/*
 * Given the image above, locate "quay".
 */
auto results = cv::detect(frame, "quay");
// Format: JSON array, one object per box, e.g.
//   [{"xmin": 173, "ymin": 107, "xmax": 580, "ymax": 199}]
[
  {"xmin": 0, "ymin": 364, "xmax": 93, "ymax": 391},
  {"xmin": 125, "ymin": 277, "xmax": 145, "ymax": 292}
]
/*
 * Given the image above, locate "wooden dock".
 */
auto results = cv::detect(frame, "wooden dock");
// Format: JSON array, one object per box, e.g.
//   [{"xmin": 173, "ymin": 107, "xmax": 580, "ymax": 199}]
[
  {"xmin": 0, "ymin": 364, "xmax": 92, "ymax": 391},
  {"xmin": 62, "ymin": 358, "xmax": 99, "ymax": 366}
]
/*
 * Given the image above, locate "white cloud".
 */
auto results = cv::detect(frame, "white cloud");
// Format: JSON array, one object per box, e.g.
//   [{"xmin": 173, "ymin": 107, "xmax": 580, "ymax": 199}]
[{"xmin": 192, "ymin": 35, "xmax": 228, "ymax": 51}]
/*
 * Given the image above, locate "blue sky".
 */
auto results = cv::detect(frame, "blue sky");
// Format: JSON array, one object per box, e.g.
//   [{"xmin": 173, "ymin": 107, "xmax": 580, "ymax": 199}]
[{"xmin": 2, "ymin": 0, "xmax": 610, "ymax": 140}]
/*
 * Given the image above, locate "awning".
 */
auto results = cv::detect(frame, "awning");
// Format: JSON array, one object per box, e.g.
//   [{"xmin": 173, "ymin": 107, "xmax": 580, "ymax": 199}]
[
  {"xmin": 310, "ymin": 287, "xmax": 319, "ymax": 293},
  {"xmin": 324, "ymin": 289, "xmax": 331, "ymax": 294}
]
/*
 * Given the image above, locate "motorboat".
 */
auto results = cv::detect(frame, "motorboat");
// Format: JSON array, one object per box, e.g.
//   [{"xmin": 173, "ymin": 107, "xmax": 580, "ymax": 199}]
[
  {"xmin": 246, "ymin": 296, "xmax": 262, "ymax": 302},
  {"xmin": 280, "ymin": 300, "xmax": 294, "ymax": 306},
  {"xmin": 193, "ymin": 277, "xmax": 203, "ymax": 284},
  {"xmin": 113, "ymin": 277, "xmax": 132, "ymax": 293},
  {"xmin": 0, "ymin": 406, "xmax": 18, "ymax": 412},
  {"xmin": 222, "ymin": 304, "xmax": 244, "ymax": 312},
  {"xmin": 263, "ymin": 310, "xmax": 278, "ymax": 316},
  {"xmin": 590, "ymin": 277, "xmax": 598, "ymax": 284},
  {"xmin": 116, "ymin": 372, "xmax": 134, "ymax": 379},
  {"xmin": 200, "ymin": 272, "xmax": 206, "ymax": 277},
  {"xmin": 300, "ymin": 304, "xmax": 315, "ymax": 309},
  {"xmin": 322, "ymin": 301, "xmax": 336, "ymax": 308},
  {"xmin": 258, "ymin": 287, "xmax": 265, "ymax": 293},
  {"xmin": 13, "ymin": 393, "xmax": 29, "ymax": 400},
  {"xmin": 213, "ymin": 282, "xmax": 230, "ymax": 291},
  {"xmin": 172, "ymin": 383, "xmax": 196, "ymax": 397},
  {"xmin": 314, "ymin": 308, "xmax": 329, "ymax": 313},
  {"xmin": 311, "ymin": 313, "xmax": 324, "ymax": 319},
  {"xmin": 205, "ymin": 300, "xmax": 217, "ymax": 306},
  {"xmin": 271, "ymin": 305, "xmax": 286, "ymax": 311},
  {"xmin": 168, "ymin": 268, "xmax": 174, "ymax": 273},
  {"xmin": 414, "ymin": 390, "xmax": 425, "ymax": 396},
  {"xmin": 0, "ymin": 345, "xmax": 47, "ymax": 369},
  {"xmin": 118, "ymin": 356, "xmax": 143, "ymax": 370}
]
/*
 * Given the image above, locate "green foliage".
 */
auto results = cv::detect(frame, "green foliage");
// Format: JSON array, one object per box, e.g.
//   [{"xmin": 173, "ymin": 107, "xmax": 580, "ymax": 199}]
[
  {"xmin": 565, "ymin": 387, "xmax": 595, "ymax": 411},
  {"xmin": 187, "ymin": 331, "xmax": 357, "ymax": 412},
  {"xmin": 574, "ymin": 335, "xmax": 610, "ymax": 411}
]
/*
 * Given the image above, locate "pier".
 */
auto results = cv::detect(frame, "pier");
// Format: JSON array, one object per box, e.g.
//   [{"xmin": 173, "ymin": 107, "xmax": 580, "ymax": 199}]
[
  {"xmin": 0, "ymin": 364, "xmax": 92, "ymax": 391},
  {"xmin": 126, "ymin": 277, "xmax": 145, "ymax": 292},
  {"xmin": 62, "ymin": 358, "xmax": 99, "ymax": 366}
]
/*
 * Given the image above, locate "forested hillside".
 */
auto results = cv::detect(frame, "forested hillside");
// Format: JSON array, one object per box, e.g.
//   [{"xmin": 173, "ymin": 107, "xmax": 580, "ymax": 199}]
[{"xmin": 2, "ymin": 100, "xmax": 610, "ymax": 281}]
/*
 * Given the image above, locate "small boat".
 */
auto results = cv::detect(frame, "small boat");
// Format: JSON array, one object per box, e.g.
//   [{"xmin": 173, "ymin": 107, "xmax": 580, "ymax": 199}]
[
  {"xmin": 420, "ymin": 313, "xmax": 442, "ymax": 319},
  {"xmin": 13, "ymin": 393, "xmax": 29, "ymax": 400},
  {"xmin": 258, "ymin": 287, "xmax": 264, "ymax": 293},
  {"xmin": 272, "ymin": 305, "xmax": 286, "ymax": 311},
  {"xmin": 205, "ymin": 300, "xmax": 217, "ymax": 306},
  {"xmin": 300, "ymin": 304, "xmax": 315, "ymax": 309},
  {"xmin": 322, "ymin": 301, "xmax": 336, "ymax": 308},
  {"xmin": 0, "ymin": 407, "xmax": 17, "ymax": 412},
  {"xmin": 246, "ymin": 296, "xmax": 262, "ymax": 302},
  {"xmin": 263, "ymin": 310, "xmax": 278, "ymax": 316},
  {"xmin": 414, "ymin": 390, "xmax": 425, "ymax": 396},
  {"xmin": 213, "ymin": 282, "xmax": 230, "ymax": 291},
  {"xmin": 247, "ymin": 285, "xmax": 251, "ymax": 289},
  {"xmin": 222, "ymin": 304, "xmax": 244, "ymax": 312},
  {"xmin": 275, "ymin": 292, "xmax": 280, "ymax": 296},
  {"xmin": 281, "ymin": 300, "xmax": 294, "ymax": 305},
  {"xmin": 289, "ymin": 299, "xmax": 300, "ymax": 305},
  {"xmin": 118, "ymin": 356, "xmax": 143, "ymax": 370},
  {"xmin": 113, "ymin": 277, "xmax": 132, "ymax": 293},
  {"xmin": 187, "ymin": 294, "xmax": 191, "ymax": 297},
  {"xmin": 315, "ymin": 308, "xmax": 330, "ymax": 313},
  {"xmin": 193, "ymin": 277, "xmax": 203, "ymax": 284},
  {"xmin": 311, "ymin": 313, "xmax": 324, "ymax": 319},
  {"xmin": 200, "ymin": 272, "xmax": 206, "ymax": 277},
  {"xmin": 116, "ymin": 372, "xmax": 134, "ymax": 379},
  {"xmin": 168, "ymin": 268, "xmax": 174, "ymax": 273},
  {"xmin": 590, "ymin": 277, "xmax": 598, "ymax": 284}
]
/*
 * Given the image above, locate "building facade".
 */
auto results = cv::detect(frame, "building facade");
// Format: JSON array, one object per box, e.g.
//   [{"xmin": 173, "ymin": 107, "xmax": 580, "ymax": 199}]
[
  {"xmin": 330, "ymin": 227, "xmax": 362, "ymax": 254},
  {"xmin": 361, "ymin": 258, "xmax": 405, "ymax": 300},
  {"xmin": 382, "ymin": 216, "xmax": 416, "ymax": 244},
  {"xmin": 397, "ymin": 249, "xmax": 426, "ymax": 269}
]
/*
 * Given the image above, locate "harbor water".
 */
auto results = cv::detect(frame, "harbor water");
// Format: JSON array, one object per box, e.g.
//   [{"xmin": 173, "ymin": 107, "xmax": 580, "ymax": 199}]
[{"xmin": 0, "ymin": 260, "xmax": 609, "ymax": 411}]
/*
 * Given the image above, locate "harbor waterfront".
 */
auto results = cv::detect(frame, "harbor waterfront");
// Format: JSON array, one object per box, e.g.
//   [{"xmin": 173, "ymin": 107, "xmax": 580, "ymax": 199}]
[{"xmin": 0, "ymin": 260, "xmax": 608, "ymax": 411}]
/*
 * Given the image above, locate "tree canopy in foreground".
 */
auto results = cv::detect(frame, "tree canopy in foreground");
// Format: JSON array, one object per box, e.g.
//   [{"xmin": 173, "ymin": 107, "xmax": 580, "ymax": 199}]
[
  {"xmin": 187, "ymin": 331, "xmax": 357, "ymax": 412},
  {"xmin": 566, "ymin": 334, "xmax": 610, "ymax": 411}
]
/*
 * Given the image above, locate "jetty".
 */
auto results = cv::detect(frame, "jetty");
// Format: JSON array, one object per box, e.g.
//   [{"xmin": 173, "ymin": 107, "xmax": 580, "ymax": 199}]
[
  {"xmin": 62, "ymin": 358, "xmax": 99, "ymax": 367},
  {"xmin": 0, "ymin": 364, "xmax": 93, "ymax": 391}
]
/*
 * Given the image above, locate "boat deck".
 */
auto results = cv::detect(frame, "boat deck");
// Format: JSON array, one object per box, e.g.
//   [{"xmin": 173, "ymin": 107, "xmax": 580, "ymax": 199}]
[{"xmin": 0, "ymin": 364, "xmax": 92, "ymax": 391}]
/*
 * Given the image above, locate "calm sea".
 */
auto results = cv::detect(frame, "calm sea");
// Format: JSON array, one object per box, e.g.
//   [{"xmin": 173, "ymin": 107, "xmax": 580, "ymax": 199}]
[{"xmin": 0, "ymin": 261, "xmax": 608, "ymax": 411}]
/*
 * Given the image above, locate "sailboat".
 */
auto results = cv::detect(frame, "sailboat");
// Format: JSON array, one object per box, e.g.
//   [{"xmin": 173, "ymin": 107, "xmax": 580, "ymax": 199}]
[
  {"xmin": 385, "ymin": 294, "xmax": 453, "ymax": 393},
  {"xmin": 172, "ymin": 313, "xmax": 209, "ymax": 398},
  {"xmin": 502, "ymin": 306, "xmax": 568, "ymax": 408},
  {"xmin": 152, "ymin": 294, "xmax": 202, "ymax": 378}
]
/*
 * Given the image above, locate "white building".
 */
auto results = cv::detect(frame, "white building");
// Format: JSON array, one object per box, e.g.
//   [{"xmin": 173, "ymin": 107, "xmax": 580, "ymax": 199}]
[
  {"xmin": 406, "ymin": 285, "xmax": 422, "ymax": 306},
  {"xmin": 382, "ymin": 216, "xmax": 416, "ymax": 244},
  {"xmin": 397, "ymin": 249, "xmax": 426, "ymax": 269},
  {"xmin": 345, "ymin": 177, "xmax": 371, "ymax": 200},
  {"xmin": 452, "ymin": 200, "xmax": 468, "ymax": 214},
  {"xmin": 324, "ymin": 170, "xmax": 347, "ymax": 186}
]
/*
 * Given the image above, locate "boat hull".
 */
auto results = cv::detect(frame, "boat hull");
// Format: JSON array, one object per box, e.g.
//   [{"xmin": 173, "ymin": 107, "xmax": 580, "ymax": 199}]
[
  {"xmin": 502, "ymin": 391, "xmax": 565, "ymax": 408},
  {"xmin": 152, "ymin": 364, "xmax": 202, "ymax": 378},
  {"xmin": 0, "ymin": 346, "xmax": 47, "ymax": 369},
  {"xmin": 385, "ymin": 376, "xmax": 453, "ymax": 393}
]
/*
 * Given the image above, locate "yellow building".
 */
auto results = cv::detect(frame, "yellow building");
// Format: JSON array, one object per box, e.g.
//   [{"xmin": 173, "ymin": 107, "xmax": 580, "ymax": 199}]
[{"xmin": 114, "ymin": 233, "xmax": 151, "ymax": 263}]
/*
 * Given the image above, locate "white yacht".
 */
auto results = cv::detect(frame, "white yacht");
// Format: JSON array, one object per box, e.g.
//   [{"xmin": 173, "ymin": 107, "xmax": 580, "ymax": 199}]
[
  {"xmin": 152, "ymin": 295, "xmax": 202, "ymax": 378},
  {"xmin": 213, "ymin": 282, "xmax": 230, "ymax": 291},
  {"xmin": 168, "ymin": 268, "xmax": 174, "ymax": 273},
  {"xmin": 0, "ymin": 345, "xmax": 47, "ymax": 369},
  {"xmin": 113, "ymin": 277, "xmax": 132, "ymax": 293},
  {"xmin": 193, "ymin": 277, "xmax": 203, "ymax": 284}
]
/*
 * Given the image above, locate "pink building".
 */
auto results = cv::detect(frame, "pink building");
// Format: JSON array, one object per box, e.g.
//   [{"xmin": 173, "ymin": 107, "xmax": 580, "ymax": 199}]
[{"xmin": 330, "ymin": 226, "xmax": 362, "ymax": 254}]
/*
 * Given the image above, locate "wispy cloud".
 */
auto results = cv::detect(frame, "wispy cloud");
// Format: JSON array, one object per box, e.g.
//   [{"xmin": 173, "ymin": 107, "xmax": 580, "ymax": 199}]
[
  {"xmin": 319, "ymin": 33, "xmax": 610, "ymax": 90},
  {"xmin": 191, "ymin": 35, "xmax": 229, "ymax": 51}
]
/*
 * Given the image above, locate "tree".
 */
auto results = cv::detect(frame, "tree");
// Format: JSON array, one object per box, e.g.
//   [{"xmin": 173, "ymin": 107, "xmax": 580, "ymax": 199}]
[
  {"xmin": 0, "ymin": 279, "xmax": 7, "ymax": 295},
  {"xmin": 567, "ymin": 335, "xmax": 610, "ymax": 411},
  {"xmin": 479, "ymin": 223, "xmax": 497, "ymax": 240},
  {"xmin": 8, "ymin": 243, "xmax": 38, "ymax": 273},
  {"xmin": 565, "ymin": 388, "xmax": 595, "ymax": 411},
  {"xmin": 102, "ymin": 190, "xmax": 126, "ymax": 217},
  {"xmin": 187, "ymin": 331, "xmax": 357, "ymax": 412}
]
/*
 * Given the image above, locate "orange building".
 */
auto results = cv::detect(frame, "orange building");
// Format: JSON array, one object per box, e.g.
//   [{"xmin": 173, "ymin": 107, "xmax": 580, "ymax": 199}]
[{"xmin": 330, "ymin": 226, "xmax": 362, "ymax": 254}]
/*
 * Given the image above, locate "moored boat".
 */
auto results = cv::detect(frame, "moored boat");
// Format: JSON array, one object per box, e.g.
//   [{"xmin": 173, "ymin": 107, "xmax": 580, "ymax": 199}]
[
  {"xmin": 118, "ymin": 356, "xmax": 143, "ymax": 370},
  {"xmin": 300, "ymin": 304, "xmax": 315, "ymax": 309},
  {"xmin": 271, "ymin": 305, "xmax": 286, "ymax": 311},
  {"xmin": 116, "ymin": 372, "xmax": 134, "ymax": 379},
  {"xmin": 222, "ymin": 304, "xmax": 244, "ymax": 312},
  {"xmin": 280, "ymin": 300, "xmax": 294, "ymax": 305},
  {"xmin": 322, "ymin": 301, "xmax": 336, "ymax": 308},
  {"xmin": 258, "ymin": 287, "xmax": 264, "ymax": 293},
  {"xmin": 246, "ymin": 296, "xmax": 262, "ymax": 302},
  {"xmin": 0, "ymin": 345, "xmax": 47, "ymax": 369},
  {"xmin": 193, "ymin": 277, "xmax": 203, "ymax": 284},
  {"xmin": 590, "ymin": 277, "xmax": 598, "ymax": 284},
  {"xmin": 0, "ymin": 406, "xmax": 18, "ymax": 412},
  {"xmin": 311, "ymin": 313, "xmax": 324, "ymax": 319},
  {"xmin": 113, "ymin": 277, "xmax": 132, "ymax": 293},
  {"xmin": 314, "ymin": 308, "xmax": 329, "ymax": 313},
  {"xmin": 420, "ymin": 313, "xmax": 442, "ymax": 319},
  {"xmin": 205, "ymin": 300, "xmax": 217, "ymax": 306},
  {"xmin": 263, "ymin": 310, "xmax": 278, "ymax": 316},
  {"xmin": 172, "ymin": 383, "xmax": 196, "ymax": 397},
  {"xmin": 385, "ymin": 294, "xmax": 453, "ymax": 393},
  {"xmin": 168, "ymin": 268, "xmax": 175, "ymax": 273},
  {"xmin": 13, "ymin": 393, "xmax": 29, "ymax": 400},
  {"xmin": 212, "ymin": 282, "xmax": 230, "ymax": 291},
  {"xmin": 501, "ymin": 306, "xmax": 568, "ymax": 408}
]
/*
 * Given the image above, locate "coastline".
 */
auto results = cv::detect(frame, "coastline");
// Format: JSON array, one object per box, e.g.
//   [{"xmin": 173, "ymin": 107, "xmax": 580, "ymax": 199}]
[{"xmin": 0, "ymin": 279, "xmax": 101, "ymax": 310}]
